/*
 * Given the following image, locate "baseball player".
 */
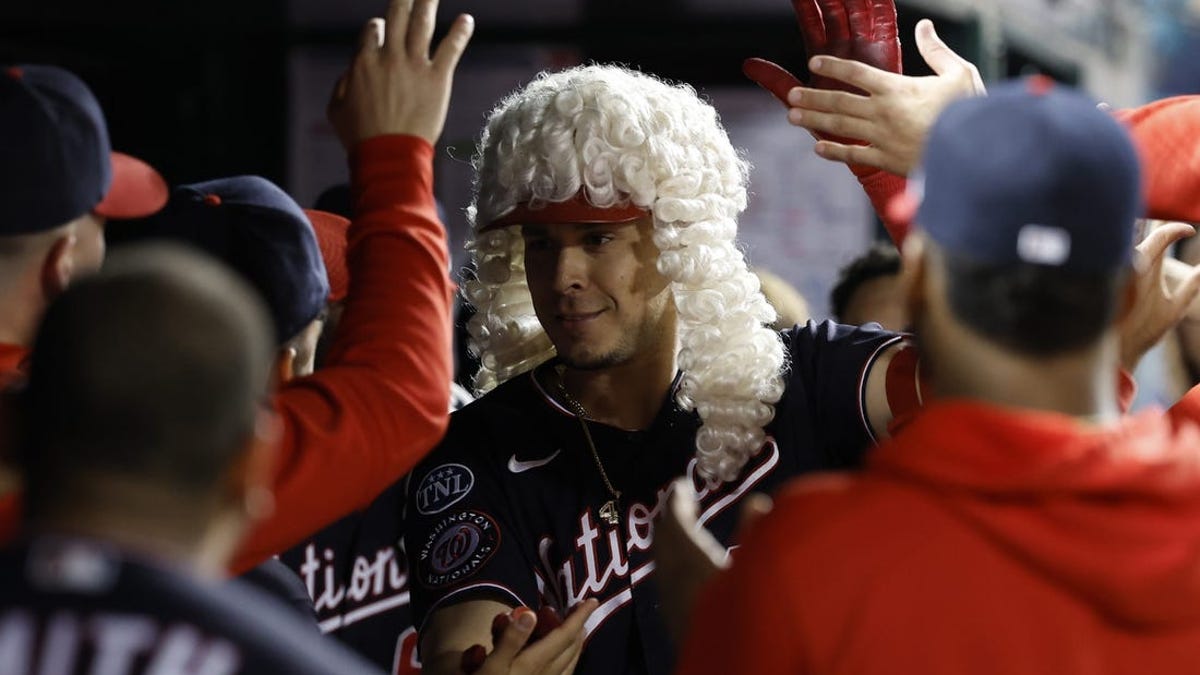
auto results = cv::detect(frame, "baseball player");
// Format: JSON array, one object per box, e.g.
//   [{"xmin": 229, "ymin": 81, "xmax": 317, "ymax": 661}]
[
  {"xmin": 0, "ymin": 0, "xmax": 472, "ymax": 576},
  {"xmin": 675, "ymin": 78, "xmax": 1200, "ymax": 675},
  {"xmin": 829, "ymin": 243, "xmax": 904, "ymax": 329},
  {"xmin": 272, "ymin": 194, "xmax": 474, "ymax": 672},
  {"xmin": 108, "ymin": 175, "xmax": 336, "ymax": 380},
  {"xmin": 0, "ymin": 65, "xmax": 167, "ymax": 373},
  {"xmin": 401, "ymin": 2, "xmax": 926, "ymax": 672},
  {"xmin": 0, "ymin": 244, "xmax": 380, "ymax": 674},
  {"xmin": 106, "ymin": 174, "xmax": 352, "ymax": 626},
  {"xmin": 0, "ymin": 62, "xmax": 168, "ymax": 535},
  {"xmin": 763, "ymin": 10, "xmax": 1200, "ymax": 408}
]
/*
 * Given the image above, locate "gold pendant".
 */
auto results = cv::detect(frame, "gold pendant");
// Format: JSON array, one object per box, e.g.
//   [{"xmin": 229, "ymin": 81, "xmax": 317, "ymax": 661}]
[{"xmin": 599, "ymin": 499, "xmax": 620, "ymax": 526}]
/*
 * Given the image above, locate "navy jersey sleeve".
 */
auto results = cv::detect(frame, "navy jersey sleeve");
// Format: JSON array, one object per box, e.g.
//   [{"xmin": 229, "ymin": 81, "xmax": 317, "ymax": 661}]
[
  {"xmin": 770, "ymin": 320, "xmax": 905, "ymax": 471},
  {"xmin": 402, "ymin": 410, "xmax": 540, "ymax": 633}
]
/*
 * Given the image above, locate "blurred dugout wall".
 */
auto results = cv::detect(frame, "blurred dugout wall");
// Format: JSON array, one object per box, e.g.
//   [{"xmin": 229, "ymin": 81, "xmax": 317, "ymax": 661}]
[{"xmin": 0, "ymin": 0, "xmax": 1155, "ymax": 318}]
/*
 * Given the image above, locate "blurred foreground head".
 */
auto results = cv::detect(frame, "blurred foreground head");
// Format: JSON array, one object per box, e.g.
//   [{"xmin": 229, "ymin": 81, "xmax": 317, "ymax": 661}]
[
  {"xmin": 19, "ymin": 244, "xmax": 276, "ymax": 566},
  {"xmin": 898, "ymin": 77, "xmax": 1140, "ymax": 371}
]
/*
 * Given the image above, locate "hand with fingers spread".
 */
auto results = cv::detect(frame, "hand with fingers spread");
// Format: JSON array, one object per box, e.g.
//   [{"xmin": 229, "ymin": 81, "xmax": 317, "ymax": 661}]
[
  {"xmin": 786, "ymin": 18, "xmax": 986, "ymax": 176},
  {"xmin": 459, "ymin": 600, "xmax": 599, "ymax": 675},
  {"xmin": 327, "ymin": 0, "xmax": 474, "ymax": 149},
  {"xmin": 1119, "ymin": 221, "xmax": 1200, "ymax": 372}
]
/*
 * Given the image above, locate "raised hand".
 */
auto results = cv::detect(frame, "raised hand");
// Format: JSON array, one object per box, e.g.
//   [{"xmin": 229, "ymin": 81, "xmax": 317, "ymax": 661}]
[
  {"xmin": 787, "ymin": 19, "xmax": 985, "ymax": 175},
  {"xmin": 1119, "ymin": 221, "xmax": 1200, "ymax": 372},
  {"xmin": 743, "ymin": 0, "xmax": 901, "ymax": 124},
  {"xmin": 327, "ymin": 0, "xmax": 474, "ymax": 149}
]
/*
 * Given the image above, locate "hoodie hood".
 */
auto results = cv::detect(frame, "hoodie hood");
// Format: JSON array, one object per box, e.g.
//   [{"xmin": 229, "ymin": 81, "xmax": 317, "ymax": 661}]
[{"xmin": 872, "ymin": 401, "xmax": 1200, "ymax": 628}]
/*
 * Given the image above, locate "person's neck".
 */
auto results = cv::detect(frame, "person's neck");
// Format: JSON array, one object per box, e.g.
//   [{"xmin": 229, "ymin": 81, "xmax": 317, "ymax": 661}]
[
  {"xmin": 0, "ymin": 283, "xmax": 41, "ymax": 347},
  {"xmin": 30, "ymin": 496, "xmax": 236, "ymax": 578},
  {"xmin": 557, "ymin": 352, "xmax": 679, "ymax": 431},
  {"xmin": 929, "ymin": 332, "xmax": 1121, "ymax": 423}
]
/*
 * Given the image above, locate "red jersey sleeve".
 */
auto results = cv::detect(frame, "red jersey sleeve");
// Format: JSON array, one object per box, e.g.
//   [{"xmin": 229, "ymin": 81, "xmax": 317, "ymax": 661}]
[{"xmin": 231, "ymin": 135, "xmax": 453, "ymax": 572}]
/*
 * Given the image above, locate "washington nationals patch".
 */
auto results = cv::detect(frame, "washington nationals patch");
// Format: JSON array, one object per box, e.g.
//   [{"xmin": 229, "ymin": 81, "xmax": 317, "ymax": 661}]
[{"xmin": 417, "ymin": 510, "xmax": 500, "ymax": 588}]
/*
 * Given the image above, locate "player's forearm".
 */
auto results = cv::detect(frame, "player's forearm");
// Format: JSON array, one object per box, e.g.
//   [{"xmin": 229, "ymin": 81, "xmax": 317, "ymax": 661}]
[{"xmin": 419, "ymin": 599, "xmax": 520, "ymax": 675}]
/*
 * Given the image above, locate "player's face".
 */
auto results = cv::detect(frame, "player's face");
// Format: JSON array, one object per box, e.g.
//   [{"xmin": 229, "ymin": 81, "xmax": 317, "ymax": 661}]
[
  {"xmin": 841, "ymin": 273, "xmax": 907, "ymax": 331},
  {"xmin": 523, "ymin": 216, "xmax": 675, "ymax": 370}
]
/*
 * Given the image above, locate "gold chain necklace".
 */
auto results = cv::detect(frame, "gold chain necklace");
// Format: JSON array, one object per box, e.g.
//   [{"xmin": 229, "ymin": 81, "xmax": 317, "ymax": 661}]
[{"xmin": 554, "ymin": 366, "xmax": 622, "ymax": 526}]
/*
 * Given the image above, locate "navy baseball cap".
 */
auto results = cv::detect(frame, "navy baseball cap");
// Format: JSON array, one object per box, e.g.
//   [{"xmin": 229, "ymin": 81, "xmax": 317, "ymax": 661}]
[
  {"xmin": 1, "ymin": 64, "xmax": 167, "ymax": 235},
  {"xmin": 896, "ymin": 76, "xmax": 1141, "ymax": 273},
  {"xmin": 108, "ymin": 176, "xmax": 330, "ymax": 344}
]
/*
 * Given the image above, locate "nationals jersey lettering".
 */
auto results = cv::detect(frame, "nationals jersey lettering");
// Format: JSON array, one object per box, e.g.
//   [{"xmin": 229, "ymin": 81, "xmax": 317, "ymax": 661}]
[
  {"xmin": 0, "ymin": 537, "xmax": 381, "ymax": 675},
  {"xmin": 536, "ymin": 441, "xmax": 778, "ymax": 615},
  {"xmin": 0, "ymin": 609, "xmax": 240, "ymax": 674},
  {"xmin": 280, "ymin": 482, "xmax": 423, "ymax": 673},
  {"xmin": 296, "ymin": 542, "xmax": 410, "ymax": 626},
  {"xmin": 405, "ymin": 321, "xmax": 904, "ymax": 675}
]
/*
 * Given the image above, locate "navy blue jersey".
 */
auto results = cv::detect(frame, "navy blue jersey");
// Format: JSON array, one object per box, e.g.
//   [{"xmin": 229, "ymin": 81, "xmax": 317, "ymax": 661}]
[
  {"xmin": 279, "ymin": 484, "xmax": 422, "ymax": 675},
  {"xmin": 0, "ymin": 535, "xmax": 383, "ymax": 675},
  {"xmin": 403, "ymin": 321, "xmax": 903, "ymax": 675},
  {"xmin": 240, "ymin": 559, "xmax": 320, "ymax": 628}
]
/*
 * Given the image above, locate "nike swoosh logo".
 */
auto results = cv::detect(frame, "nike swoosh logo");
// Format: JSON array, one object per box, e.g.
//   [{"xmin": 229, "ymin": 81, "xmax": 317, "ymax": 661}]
[{"xmin": 508, "ymin": 450, "xmax": 562, "ymax": 473}]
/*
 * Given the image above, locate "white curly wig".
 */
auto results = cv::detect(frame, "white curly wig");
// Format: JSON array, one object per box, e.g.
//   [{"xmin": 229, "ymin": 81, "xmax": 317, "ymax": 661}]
[{"xmin": 463, "ymin": 64, "xmax": 785, "ymax": 482}]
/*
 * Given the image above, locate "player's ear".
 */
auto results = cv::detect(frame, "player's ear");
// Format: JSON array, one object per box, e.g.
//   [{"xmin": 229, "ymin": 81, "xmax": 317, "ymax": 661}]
[
  {"xmin": 40, "ymin": 231, "xmax": 77, "ymax": 299},
  {"xmin": 274, "ymin": 346, "xmax": 297, "ymax": 385},
  {"xmin": 1113, "ymin": 269, "xmax": 1139, "ymax": 324},
  {"xmin": 223, "ymin": 407, "xmax": 281, "ymax": 523}
]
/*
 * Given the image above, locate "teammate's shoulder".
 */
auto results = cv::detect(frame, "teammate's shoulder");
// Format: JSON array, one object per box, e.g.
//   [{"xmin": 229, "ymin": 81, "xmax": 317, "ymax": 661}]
[
  {"xmin": 780, "ymin": 318, "xmax": 901, "ymax": 348},
  {"xmin": 178, "ymin": 570, "xmax": 380, "ymax": 673},
  {"xmin": 1, "ymin": 537, "xmax": 379, "ymax": 675},
  {"xmin": 761, "ymin": 471, "xmax": 941, "ymax": 550}
]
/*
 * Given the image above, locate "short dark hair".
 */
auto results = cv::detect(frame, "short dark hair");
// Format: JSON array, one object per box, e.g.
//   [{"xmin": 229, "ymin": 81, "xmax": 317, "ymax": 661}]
[
  {"xmin": 830, "ymin": 243, "xmax": 901, "ymax": 322},
  {"xmin": 19, "ymin": 244, "xmax": 274, "ymax": 516},
  {"xmin": 942, "ymin": 249, "xmax": 1127, "ymax": 357}
]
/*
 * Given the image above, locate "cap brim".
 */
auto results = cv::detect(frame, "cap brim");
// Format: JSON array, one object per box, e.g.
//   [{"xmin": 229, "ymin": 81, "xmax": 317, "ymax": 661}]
[
  {"xmin": 305, "ymin": 208, "xmax": 350, "ymax": 302},
  {"xmin": 94, "ymin": 152, "xmax": 168, "ymax": 219}
]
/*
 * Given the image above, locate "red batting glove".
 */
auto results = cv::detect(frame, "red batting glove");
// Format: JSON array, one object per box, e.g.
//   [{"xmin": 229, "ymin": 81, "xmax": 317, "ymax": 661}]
[
  {"xmin": 745, "ymin": 0, "xmax": 901, "ymax": 109},
  {"xmin": 744, "ymin": 0, "xmax": 901, "ymax": 172}
]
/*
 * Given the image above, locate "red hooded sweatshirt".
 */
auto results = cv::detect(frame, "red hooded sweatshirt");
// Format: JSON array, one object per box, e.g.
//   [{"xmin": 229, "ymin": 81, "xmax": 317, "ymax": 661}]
[{"xmin": 678, "ymin": 402, "xmax": 1200, "ymax": 674}]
